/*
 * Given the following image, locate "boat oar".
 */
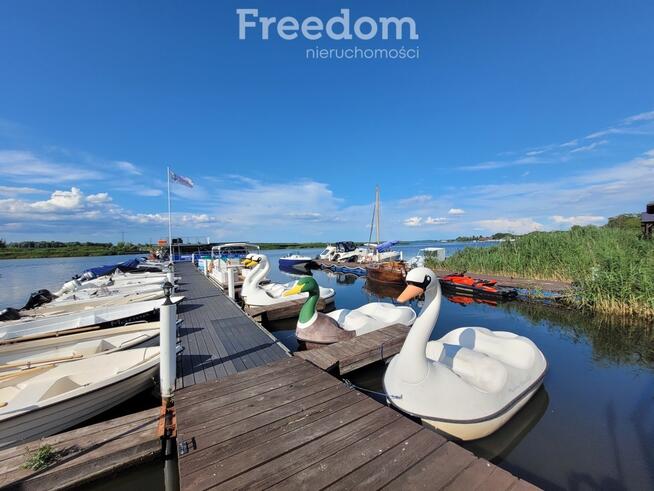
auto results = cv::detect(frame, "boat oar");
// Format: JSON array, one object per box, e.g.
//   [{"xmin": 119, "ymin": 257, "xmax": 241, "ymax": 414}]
[{"xmin": 0, "ymin": 353, "xmax": 84, "ymax": 370}]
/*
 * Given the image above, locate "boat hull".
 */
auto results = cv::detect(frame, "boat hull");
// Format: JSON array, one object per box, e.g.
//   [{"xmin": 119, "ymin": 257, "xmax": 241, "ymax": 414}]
[
  {"xmin": 420, "ymin": 383, "xmax": 542, "ymax": 441},
  {"xmin": 366, "ymin": 262, "xmax": 407, "ymax": 286},
  {"xmin": 0, "ymin": 362, "xmax": 159, "ymax": 449}
]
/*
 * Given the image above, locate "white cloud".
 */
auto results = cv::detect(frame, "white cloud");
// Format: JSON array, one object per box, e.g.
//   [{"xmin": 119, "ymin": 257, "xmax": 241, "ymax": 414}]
[
  {"xmin": 425, "ymin": 216, "xmax": 448, "ymax": 225},
  {"xmin": 623, "ymin": 110, "xmax": 654, "ymax": 124},
  {"xmin": 560, "ymin": 139, "xmax": 578, "ymax": 148},
  {"xmin": 115, "ymin": 161, "xmax": 142, "ymax": 175},
  {"xmin": 448, "ymin": 208, "xmax": 465, "ymax": 216},
  {"xmin": 0, "ymin": 186, "xmax": 45, "ymax": 196},
  {"xmin": 0, "ymin": 150, "xmax": 105, "ymax": 183},
  {"xmin": 31, "ymin": 187, "xmax": 85, "ymax": 211},
  {"xmin": 86, "ymin": 192, "xmax": 111, "ymax": 204},
  {"xmin": 404, "ymin": 216, "xmax": 422, "ymax": 227},
  {"xmin": 476, "ymin": 218, "xmax": 543, "ymax": 234},
  {"xmin": 399, "ymin": 194, "xmax": 432, "ymax": 206},
  {"xmin": 550, "ymin": 215, "xmax": 606, "ymax": 226},
  {"xmin": 570, "ymin": 140, "xmax": 608, "ymax": 153}
]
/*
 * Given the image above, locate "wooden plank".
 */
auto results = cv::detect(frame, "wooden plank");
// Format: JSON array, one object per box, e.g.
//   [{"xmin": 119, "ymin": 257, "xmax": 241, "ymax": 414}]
[
  {"xmin": 181, "ymin": 397, "xmax": 380, "ymax": 489},
  {"xmin": 278, "ymin": 416, "xmax": 422, "ymax": 490},
  {"xmin": 179, "ymin": 386, "xmax": 364, "ymax": 477},
  {"xmin": 443, "ymin": 459, "xmax": 522, "ymax": 491},
  {"xmin": 176, "ymin": 368, "xmax": 332, "ymax": 430},
  {"xmin": 324, "ymin": 429, "xmax": 446, "ymax": 490},
  {"xmin": 0, "ymin": 408, "xmax": 160, "ymax": 489},
  {"xmin": 218, "ymin": 407, "xmax": 403, "ymax": 489},
  {"xmin": 383, "ymin": 441, "xmax": 477, "ymax": 490},
  {"xmin": 175, "ymin": 356, "xmax": 303, "ymax": 400}
]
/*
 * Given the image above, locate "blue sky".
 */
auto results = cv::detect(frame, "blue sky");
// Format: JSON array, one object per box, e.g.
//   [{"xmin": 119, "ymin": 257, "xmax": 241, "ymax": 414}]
[{"xmin": 1, "ymin": 0, "xmax": 653, "ymax": 243}]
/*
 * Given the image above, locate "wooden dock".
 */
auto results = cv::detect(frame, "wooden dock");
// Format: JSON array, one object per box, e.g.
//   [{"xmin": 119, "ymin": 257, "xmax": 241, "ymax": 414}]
[
  {"xmin": 0, "ymin": 407, "xmax": 161, "ymax": 489},
  {"xmin": 174, "ymin": 262, "xmax": 290, "ymax": 389},
  {"xmin": 174, "ymin": 356, "xmax": 537, "ymax": 490},
  {"xmin": 295, "ymin": 324, "xmax": 410, "ymax": 375}
]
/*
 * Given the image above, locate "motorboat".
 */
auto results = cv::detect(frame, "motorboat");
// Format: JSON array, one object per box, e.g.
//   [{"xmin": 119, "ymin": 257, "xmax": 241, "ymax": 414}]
[
  {"xmin": 0, "ymin": 346, "xmax": 166, "ymax": 449},
  {"xmin": 318, "ymin": 242, "xmax": 368, "ymax": 263},
  {"xmin": 208, "ymin": 242, "xmax": 260, "ymax": 289},
  {"xmin": 440, "ymin": 273, "xmax": 518, "ymax": 301},
  {"xmin": 0, "ymin": 323, "xmax": 161, "ymax": 373},
  {"xmin": 383, "ymin": 267, "xmax": 547, "ymax": 440},
  {"xmin": 54, "ymin": 272, "xmax": 177, "ymax": 297},
  {"xmin": 278, "ymin": 253, "xmax": 313, "ymax": 270},
  {"xmin": 242, "ymin": 254, "xmax": 335, "ymax": 307},
  {"xmin": 407, "ymin": 247, "xmax": 446, "ymax": 268},
  {"xmin": 0, "ymin": 296, "xmax": 185, "ymax": 341},
  {"xmin": 283, "ymin": 276, "xmax": 416, "ymax": 348},
  {"xmin": 53, "ymin": 282, "xmax": 165, "ymax": 303}
]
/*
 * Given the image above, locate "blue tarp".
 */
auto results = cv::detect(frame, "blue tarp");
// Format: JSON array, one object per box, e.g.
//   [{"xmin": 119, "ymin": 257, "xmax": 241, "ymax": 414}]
[
  {"xmin": 81, "ymin": 258, "xmax": 141, "ymax": 278},
  {"xmin": 375, "ymin": 240, "xmax": 398, "ymax": 253}
]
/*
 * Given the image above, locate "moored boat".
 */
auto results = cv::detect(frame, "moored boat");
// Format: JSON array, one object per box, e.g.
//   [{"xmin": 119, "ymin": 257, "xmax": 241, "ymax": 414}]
[
  {"xmin": 383, "ymin": 267, "xmax": 547, "ymax": 440},
  {"xmin": 366, "ymin": 261, "xmax": 408, "ymax": 286},
  {"xmin": 278, "ymin": 253, "xmax": 313, "ymax": 269},
  {"xmin": 0, "ymin": 296, "xmax": 185, "ymax": 341},
  {"xmin": 0, "ymin": 347, "xmax": 166, "ymax": 449},
  {"xmin": 440, "ymin": 273, "xmax": 518, "ymax": 300},
  {"xmin": 0, "ymin": 323, "xmax": 161, "ymax": 373}
]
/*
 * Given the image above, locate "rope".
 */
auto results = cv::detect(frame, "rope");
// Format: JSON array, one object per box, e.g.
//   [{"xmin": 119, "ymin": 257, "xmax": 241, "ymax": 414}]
[{"xmin": 343, "ymin": 379, "xmax": 402, "ymax": 400}]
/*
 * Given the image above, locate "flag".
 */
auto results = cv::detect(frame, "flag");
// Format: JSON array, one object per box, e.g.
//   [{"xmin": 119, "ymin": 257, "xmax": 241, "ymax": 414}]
[{"xmin": 169, "ymin": 169, "xmax": 194, "ymax": 188}]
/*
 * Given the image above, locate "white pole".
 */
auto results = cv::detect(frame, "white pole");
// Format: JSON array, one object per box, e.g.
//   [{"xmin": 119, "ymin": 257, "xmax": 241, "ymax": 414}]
[
  {"xmin": 227, "ymin": 267, "xmax": 235, "ymax": 299},
  {"xmin": 167, "ymin": 167, "xmax": 173, "ymax": 262},
  {"xmin": 159, "ymin": 293, "xmax": 176, "ymax": 403}
]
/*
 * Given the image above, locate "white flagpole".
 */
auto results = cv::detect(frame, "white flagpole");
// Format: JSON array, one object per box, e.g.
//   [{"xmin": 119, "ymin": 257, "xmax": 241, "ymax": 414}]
[{"xmin": 167, "ymin": 166, "xmax": 173, "ymax": 262}]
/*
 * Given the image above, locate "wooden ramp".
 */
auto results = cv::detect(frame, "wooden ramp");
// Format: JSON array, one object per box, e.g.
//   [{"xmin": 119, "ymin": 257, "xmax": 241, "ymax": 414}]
[
  {"xmin": 0, "ymin": 408, "xmax": 160, "ymax": 489},
  {"xmin": 295, "ymin": 324, "xmax": 410, "ymax": 375},
  {"xmin": 245, "ymin": 296, "xmax": 334, "ymax": 322},
  {"xmin": 175, "ymin": 357, "xmax": 538, "ymax": 490},
  {"xmin": 174, "ymin": 262, "xmax": 290, "ymax": 389}
]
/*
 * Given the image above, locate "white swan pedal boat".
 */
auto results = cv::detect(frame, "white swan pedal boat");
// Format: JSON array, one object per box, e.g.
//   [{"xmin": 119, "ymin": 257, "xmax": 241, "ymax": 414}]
[
  {"xmin": 0, "ymin": 346, "xmax": 166, "ymax": 449},
  {"xmin": 0, "ymin": 323, "xmax": 161, "ymax": 373},
  {"xmin": 242, "ymin": 254, "xmax": 335, "ymax": 307},
  {"xmin": 383, "ymin": 267, "xmax": 547, "ymax": 441}
]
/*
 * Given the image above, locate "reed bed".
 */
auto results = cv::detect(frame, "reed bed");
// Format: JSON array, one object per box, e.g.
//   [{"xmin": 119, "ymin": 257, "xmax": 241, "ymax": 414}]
[{"xmin": 431, "ymin": 227, "xmax": 654, "ymax": 319}]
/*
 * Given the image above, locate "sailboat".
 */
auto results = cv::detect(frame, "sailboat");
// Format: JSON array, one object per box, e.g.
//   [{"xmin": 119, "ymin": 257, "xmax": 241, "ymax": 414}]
[{"xmin": 363, "ymin": 186, "xmax": 402, "ymax": 264}]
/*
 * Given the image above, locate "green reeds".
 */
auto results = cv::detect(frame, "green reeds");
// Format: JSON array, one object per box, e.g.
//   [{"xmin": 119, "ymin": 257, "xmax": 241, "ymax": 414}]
[{"xmin": 429, "ymin": 226, "xmax": 654, "ymax": 319}]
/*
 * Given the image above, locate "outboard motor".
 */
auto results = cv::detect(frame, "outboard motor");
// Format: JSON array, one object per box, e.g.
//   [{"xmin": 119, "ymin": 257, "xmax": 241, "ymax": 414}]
[
  {"xmin": 0, "ymin": 308, "xmax": 21, "ymax": 321},
  {"xmin": 22, "ymin": 289, "xmax": 55, "ymax": 310},
  {"xmin": 56, "ymin": 278, "xmax": 83, "ymax": 296}
]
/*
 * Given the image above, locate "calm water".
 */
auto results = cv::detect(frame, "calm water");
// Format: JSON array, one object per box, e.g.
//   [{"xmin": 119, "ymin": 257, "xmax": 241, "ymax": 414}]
[
  {"xmin": 0, "ymin": 254, "xmax": 145, "ymax": 309},
  {"xmin": 261, "ymin": 245, "xmax": 654, "ymax": 491},
  {"xmin": 3, "ymin": 244, "xmax": 653, "ymax": 489}
]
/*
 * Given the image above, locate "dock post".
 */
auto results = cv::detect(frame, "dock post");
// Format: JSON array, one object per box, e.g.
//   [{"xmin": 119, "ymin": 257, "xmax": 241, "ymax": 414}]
[
  {"xmin": 166, "ymin": 262, "xmax": 175, "ymax": 286},
  {"xmin": 160, "ymin": 281, "xmax": 177, "ymax": 404},
  {"xmin": 227, "ymin": 266, "xmax": 235, "ymax": 299}
]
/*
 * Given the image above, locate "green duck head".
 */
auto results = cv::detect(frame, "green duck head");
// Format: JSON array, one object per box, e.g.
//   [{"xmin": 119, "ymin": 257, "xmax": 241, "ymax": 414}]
[{"xmin": 284, "ymin": 276, "xmax": 320, "ymax": 326}]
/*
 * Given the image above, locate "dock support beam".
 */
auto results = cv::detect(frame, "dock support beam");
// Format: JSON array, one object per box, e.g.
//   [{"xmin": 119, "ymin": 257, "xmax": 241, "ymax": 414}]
[
  {"xmin": 227, "ymin": 267, "xmax": 236, "ymax": 300},
  {"xmin": 160, "ymin": 282, "xmax": 177, "ymax": 404}
]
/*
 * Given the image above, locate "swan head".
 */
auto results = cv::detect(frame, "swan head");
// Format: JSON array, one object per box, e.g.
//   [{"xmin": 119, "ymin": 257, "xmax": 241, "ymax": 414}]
[
  {"xmin": 245, "ymin": 253, "xmax": 267, "ymax": 268},
  {"xmin": 283, "ymin": 276, "xmax": 319, "ymax": 297},
  {"xmin": 397, "ymin": 267, "xmax": 437, "ymax": 302},
  {"xmin": 242, "ymin": 253, "xmax": 256, "ymax": 267}
]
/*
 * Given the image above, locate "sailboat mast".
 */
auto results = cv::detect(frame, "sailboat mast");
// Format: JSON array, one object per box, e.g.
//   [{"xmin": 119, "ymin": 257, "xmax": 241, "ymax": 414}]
[{"xmin": 375, "ymin": 185, "xmax": 380, "ymax": 245}]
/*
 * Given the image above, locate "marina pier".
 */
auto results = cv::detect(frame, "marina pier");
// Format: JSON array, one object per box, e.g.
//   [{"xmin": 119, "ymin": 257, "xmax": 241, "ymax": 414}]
[{"xmin": 0, "ymin": 261, "xmax": 538, "ymax": 489}]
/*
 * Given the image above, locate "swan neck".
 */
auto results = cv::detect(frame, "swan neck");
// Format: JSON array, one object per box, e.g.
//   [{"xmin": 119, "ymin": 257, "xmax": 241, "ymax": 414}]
[{"xmin": 396, "ymin": 283, "xmax": 441, "ymax": 384}]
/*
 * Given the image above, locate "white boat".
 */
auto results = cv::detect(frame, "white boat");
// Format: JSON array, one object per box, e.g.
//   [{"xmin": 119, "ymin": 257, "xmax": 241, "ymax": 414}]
[
  {"xmin": 208, "ymin": 242, "xmax": 260, "ymax": 288},
  {"xmin": 29, "ymin": 290, "xmax": 165, "ymax": 316},
  {"xmin": 0, "ymin": 323, "xmax": 161, "ymax": 373},
  {"xmin": 0, "ymin": 347, "xmax": 164, "ymax": 449},
  {"xmin": 0, "ymin": 296, "xmax": 185, "ymax": 341},
  {"xmin": 407, "ymin": 247, "xmax": 446, "ymax": 268},
  {"xmin": 242, "ymin": 254, "xmax": 334, "ymax": 307},
  {"xmin": 53, "ymin": 282, "xmax": 165, "ymax": 302},
  {"xmin": 55, "ymin": 274, "xmax": 177, "ymax": 296},
  {"xmin": 383, "ymin": 267, "xmax": 547, "ymax": 440}
]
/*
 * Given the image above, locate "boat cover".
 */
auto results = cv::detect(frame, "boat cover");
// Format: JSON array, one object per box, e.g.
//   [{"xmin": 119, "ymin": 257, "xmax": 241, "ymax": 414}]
[
  {"xmin": 80, "ymin": 259, "xmax": 142, "ymax": 279},
  {"xmin": 375, "ymin": 240, "xmax": 398, "ymax": 252}
]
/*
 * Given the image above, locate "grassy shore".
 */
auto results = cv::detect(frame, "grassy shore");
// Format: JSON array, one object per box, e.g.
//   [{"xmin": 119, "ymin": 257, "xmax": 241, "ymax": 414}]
[
  {"xmin": 0, "ymin": 244, "xmax": 147, "ymax": 260},
  {"xmin": 429, "ymin": 224, "xmax": 654, "ymax": 319}
]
